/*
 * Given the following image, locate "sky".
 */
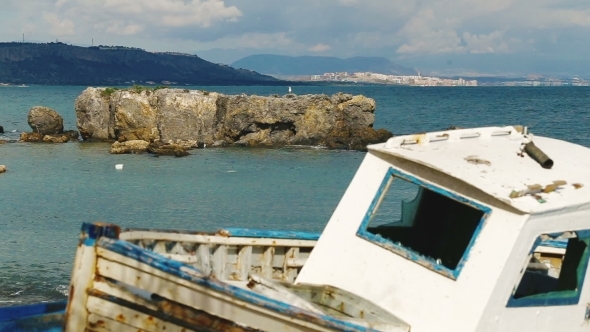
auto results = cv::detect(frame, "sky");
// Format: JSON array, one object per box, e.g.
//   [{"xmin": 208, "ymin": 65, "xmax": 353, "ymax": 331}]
[{"xmin": 2, "ymin": 0, "xmax": 590, "ymax": 76}]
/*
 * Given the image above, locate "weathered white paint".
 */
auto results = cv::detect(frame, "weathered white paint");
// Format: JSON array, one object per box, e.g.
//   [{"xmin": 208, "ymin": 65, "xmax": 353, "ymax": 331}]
[
  {"xmin": 94, "ymin": 247, "xmax": 402, "ymax": 332},
  {"xmin": 372, "ymin": 126, "xmax": 590, "ymax": 214},
  {"xmin": 296, "ymin": 126, "xmax": 590, "ymax": 332},
  {"xmin": 120, "ymin": 231, "xmax": 317, "ymax": 247},
  {"xmin": 123, "ymin": 233, "xmax": 315, "ymax": 283},
  {"xmin": 476, "ymin": 208, "xmax": 590, "ymax": 331},
  {"xmin": 64, "ymin": 237, "xmax": 98, "ymax": 331},
  {"xmin": 534, "ymin": 246, "xmax": 566, "ymax": 256},
  {"xmin": 87, "ymin": 297, "xmax": 189, "ymax": 332}
]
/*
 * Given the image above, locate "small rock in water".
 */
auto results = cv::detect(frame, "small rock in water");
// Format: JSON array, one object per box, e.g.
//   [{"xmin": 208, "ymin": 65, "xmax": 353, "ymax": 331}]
[
  {"xmin": 28, "ymin": 106, "xmax": 64, "ymax": 135},
  {"xmin": 0, "ymin": 165, "xmax": 7, "ymax": 173}
]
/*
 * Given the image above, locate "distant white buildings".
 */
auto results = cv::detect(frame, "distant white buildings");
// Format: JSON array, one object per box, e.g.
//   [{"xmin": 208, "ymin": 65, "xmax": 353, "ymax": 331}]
[{"xmin": 309, "ymin": 72, "xmax": 477, "ymax": 86}]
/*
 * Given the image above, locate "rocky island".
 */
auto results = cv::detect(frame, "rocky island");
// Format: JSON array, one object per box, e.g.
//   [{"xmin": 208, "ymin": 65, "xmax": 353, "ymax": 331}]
[{"xmin": 75, "ymin": 87, "xmax": 393, "ymax": 153}]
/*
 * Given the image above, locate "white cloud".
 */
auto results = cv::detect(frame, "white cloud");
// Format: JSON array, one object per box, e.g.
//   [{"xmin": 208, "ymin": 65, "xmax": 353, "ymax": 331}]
[
  {"xmin": 462, "ymin": 31, "xmax": 510, "ymax": 54},
  {"xmin": 234, "ymin": 32, "xmax": 294, "ymax": 48},
  {"xmin": 2, "ymin": 0, "xmax": 590, "ymax": 71},
  {"xmin": 43, "ymin": 12, "xmax": 74, "ymax": 36},
  {"xmin": 338, "ymin": 0, "xmax": 358, "ymax": 5},
  {"xmin": 89, "ymin": 0, "xmax": 242, "ymax": 28},
  {"xmin": 6, "ymin": 0, "xmax": 243, "ymax": 43},
  {"xmin": 308, "ymin": 43, "xmax": 331, "ymax": 52},
  {"xmin": 54, "ymin": 0, "xmax": 68, "ymax": 9},
  {"xmin": 104, "ymin": 22, "xmax": 144, "ymax": 36}
]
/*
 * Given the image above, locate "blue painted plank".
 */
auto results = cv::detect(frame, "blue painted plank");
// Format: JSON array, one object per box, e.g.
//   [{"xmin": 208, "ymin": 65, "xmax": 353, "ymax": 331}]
[
  {"xmin": 221, "ymin": 228, "xmax": 320, "ymax": 240},
  {"xmin": 81, "ymin": 222, "xmax": 120, "ymax": 240},
  {"xmin": 0, "ymin": 301, "xmax": 66, "ymax": 322},
  {"xmin": 0, "ymin": 301, "xmax": 66, "ymax": 332},
  {"xmin": 97, "ymin": 237, "xmax": 387, "ymax": 332},
  {"xmin": 121, "ymin": 227, "xmax": 321, "ymax": 241},
  {"xmin": 539, "ymin": 239, "xmax": 567, "ymax": 249}
]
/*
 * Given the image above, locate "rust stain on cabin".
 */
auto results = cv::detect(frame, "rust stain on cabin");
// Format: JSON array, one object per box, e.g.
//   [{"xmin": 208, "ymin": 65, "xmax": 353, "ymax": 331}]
[{"xmin": 413, "ymin": 133, "xmax": 427, "ymax": 144}]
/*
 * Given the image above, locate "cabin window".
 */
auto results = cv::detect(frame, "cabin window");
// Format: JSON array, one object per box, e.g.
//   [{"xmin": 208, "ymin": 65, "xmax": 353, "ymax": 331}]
[
  {"xmin": 507, "ymin": 231, "xmax": 590, "ymax": 307},
  {"xmin": 356, "ymin": 167, "xmax": 489, "ymax": 280}
]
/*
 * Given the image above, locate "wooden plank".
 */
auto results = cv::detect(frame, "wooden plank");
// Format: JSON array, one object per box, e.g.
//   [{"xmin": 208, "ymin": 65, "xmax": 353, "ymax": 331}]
[
  {"xmin": 65, "ymin": 238, "xmax": 98, "ymax": 332},
  {"xmin": 220, "ymin": 228, "xmax": 321, "ymax": 241},
  {"xmin": 96, "ymin": 239, "xmax": 399, "ymax": 332},
  {"xmin": 284, "ymin": 248, "xmax": 300, "ymax": 282},
  {"xmin": 119, "ymin": 231, "xmax": 317, "ymax": 247},
  {"xmin": 159, "ymin": 253, "xmax": 199, "ymax": 264},
  {"xmin": 272, "ymin": 247, "xmax": 286, "ymax": 269},
  {"xmin": 286, "ymin": 258, "xmax": 306, "ymax": 268},
  {"xmin": 261, "ymin": 247, "xmax": 275, "ymax": 279},
  {"xmin": 237, "ymin": 246, "xmax": 253, "ymax": 281},
  {"xmin": 196, "ymin": 244, "xmax": 211, "ymax": 275},
  {"xmin": 212, "ymin": 245, "xmax": 227, "ymax": 279},
  {"xmin": 89, "ymin": 288, "xmax": 267, "ymax": 332},
  {"xmin": 87, "ymin": 313, "xmax": 147, "ymax": 332},
  {"xmin": 94, "ymin": 250, "xmax": 335, "ymax": 332},
  {"xmin": 93, "ymin": 276, "xmax": 159, "ymax": 311},
  {"xmin": 226, "ymin": 246, "xmax": 239, "ymax": 280},
  {"xmin": 66, "ymin": 223, "xmax": 121, "ymax": 332},
  {"xmin": 86, "ymin": 296, "xmax": 193, "ymax": 332},
  {"xmin": 535, "ymin": 246, "xmax": 566, "ymax": 255},
  {"xmin": 246, "ymin": 275, "xmax": 324, "ymax": 315}
]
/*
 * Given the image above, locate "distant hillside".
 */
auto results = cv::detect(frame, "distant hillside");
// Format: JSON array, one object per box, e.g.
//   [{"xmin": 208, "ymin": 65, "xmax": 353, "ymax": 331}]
[
  {"xmin": 231, "ymin": 55, "xmax": 417, "ymax": 76},
  {"xmin": 0, "ymin": 42, "xmax": 283, "ymax": 85}
]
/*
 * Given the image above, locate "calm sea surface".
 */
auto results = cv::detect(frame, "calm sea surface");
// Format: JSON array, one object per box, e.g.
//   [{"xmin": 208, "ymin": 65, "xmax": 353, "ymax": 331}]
[{"xmin": 1, "ymin": 85, "xmax": 589, "ymax": 305}]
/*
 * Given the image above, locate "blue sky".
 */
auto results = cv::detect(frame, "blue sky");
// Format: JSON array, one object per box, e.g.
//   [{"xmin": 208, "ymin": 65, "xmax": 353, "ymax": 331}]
[{"xmin": 2, "ymin": 0, "xmax": 590, "ymax": 76}]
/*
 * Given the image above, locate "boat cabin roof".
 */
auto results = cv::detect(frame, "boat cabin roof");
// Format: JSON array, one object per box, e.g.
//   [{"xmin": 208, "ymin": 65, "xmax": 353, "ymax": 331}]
[{"xmin": 368, "ymin": 126, "xmax": 590, "ymax": 214}]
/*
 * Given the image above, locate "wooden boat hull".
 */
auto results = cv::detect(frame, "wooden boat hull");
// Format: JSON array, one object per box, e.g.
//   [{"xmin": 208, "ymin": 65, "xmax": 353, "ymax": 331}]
[
  {"xmin": 59, "ymin": 223, "xmax": 409, "ymax": 331},
  {"xmin": 0, "ymin": 222, "xmax": 570, "ymax": 332}
]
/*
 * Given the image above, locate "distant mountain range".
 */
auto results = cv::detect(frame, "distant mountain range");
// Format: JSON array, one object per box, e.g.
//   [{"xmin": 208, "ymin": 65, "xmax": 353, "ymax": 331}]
[
  {"xmin": 231, "ymin": 55, "xmax": 417, "ymax": 76},
  {"xmin": 0, "ymin": 42, "xmax": 282, "ymax": 85}
]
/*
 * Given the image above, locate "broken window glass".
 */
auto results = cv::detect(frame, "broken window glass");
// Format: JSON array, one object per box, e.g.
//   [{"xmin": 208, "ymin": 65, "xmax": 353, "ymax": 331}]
[
  {"xmin": 508, "ymin": 231, "xmax": 590, "ymax": 307},
  {"xmin": 364, "ymin": 171, "xmax": 486, "ymax": 272}
]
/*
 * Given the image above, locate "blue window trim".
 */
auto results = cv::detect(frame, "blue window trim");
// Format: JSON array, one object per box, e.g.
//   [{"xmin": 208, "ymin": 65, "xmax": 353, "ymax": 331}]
[
  {"xmin": 355, "ymin": 167, "xmax": 491, "ymax": 280},
  {"xmin": 506, "ymin": 230, "xmax": 590, "ymax": 307}
]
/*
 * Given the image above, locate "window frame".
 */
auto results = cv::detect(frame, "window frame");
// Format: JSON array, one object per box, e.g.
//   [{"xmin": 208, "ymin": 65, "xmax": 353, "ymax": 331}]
[
  {"xmin": 506, "ymin": 230, "xmax": 590, "ymax": 307},
  {"xmin": 355, "ymin": 167, "xmax": 491, "ymax": 280}
]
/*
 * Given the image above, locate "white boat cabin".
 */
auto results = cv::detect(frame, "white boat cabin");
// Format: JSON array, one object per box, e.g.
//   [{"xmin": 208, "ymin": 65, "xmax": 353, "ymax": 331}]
[{"xmin": 296, "ymin": 125, "xmax": 590, "ymax": 332}]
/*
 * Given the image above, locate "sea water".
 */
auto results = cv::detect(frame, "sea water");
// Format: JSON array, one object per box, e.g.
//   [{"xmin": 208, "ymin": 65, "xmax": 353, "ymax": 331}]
[{"xmin": 1, "ymin": 85, "xmax": 589, "ymax": 305}]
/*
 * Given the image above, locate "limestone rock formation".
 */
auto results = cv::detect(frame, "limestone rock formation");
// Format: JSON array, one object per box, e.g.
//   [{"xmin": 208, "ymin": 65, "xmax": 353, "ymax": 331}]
[
  {"xmin": 19, "ymin": 132, "xmax": 43, "ymax": 142},
  {"xmin": 20, "ymin": 131, "xmax": 78, "ymax": 143},
  {"xmin": 28, "ymin": 106, "xmax": 64, "ymax": 135},
  {"xmin": 75, "ymin": 87, "xmax": 393, "ymax": 151},
  {"xmin": 75, "ymin": 88, "xmax": 113, "ymax": 141},
  {"xmin": 21, "ymin": 107, "xmax": 79, "ymax": 143},
  {"xmin": 109, "ymin": 140, "xmax": 150, "ymax": 154},
  {"xmin": 147, "ymin": 141, "xmax": 191, "ymax": 157}
]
